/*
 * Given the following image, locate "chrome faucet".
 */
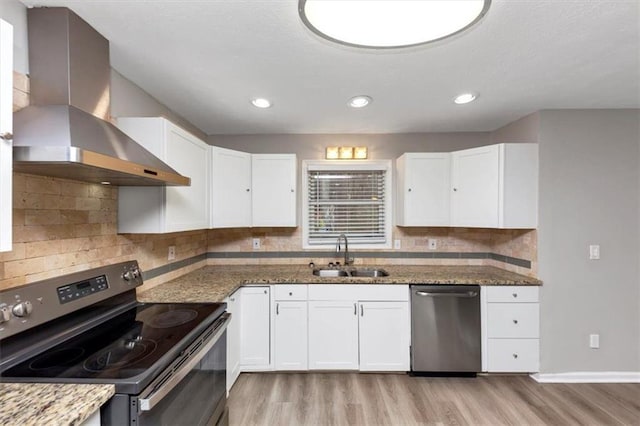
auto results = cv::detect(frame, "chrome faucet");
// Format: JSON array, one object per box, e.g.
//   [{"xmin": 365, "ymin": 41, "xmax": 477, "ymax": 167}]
[{"xmin": 335, "ymin": 234, "xmax": 352, "ymax": 266}]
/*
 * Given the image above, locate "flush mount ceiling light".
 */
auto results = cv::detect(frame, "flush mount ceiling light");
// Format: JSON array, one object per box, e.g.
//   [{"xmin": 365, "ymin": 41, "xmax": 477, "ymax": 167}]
[
  {"xmin": 454, "ymin": 93, "xmax": 478, "ymax": 104},
  {"xmin": 251, "ymin": 98, "xmax": 272, "ymax": 108},
  {"xmin": 348, "ymin": 95, "xmax": 372, "ymax": 108},
  {"xmin": 299, "ymin": 0, "xmax": 491, "ymax": 49}
]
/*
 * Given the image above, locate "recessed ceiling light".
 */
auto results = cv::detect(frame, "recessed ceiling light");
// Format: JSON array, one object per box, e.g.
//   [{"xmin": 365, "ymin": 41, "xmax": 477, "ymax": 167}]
[
  {"xmin": 348, "ymin": 95, "xmax": 372, "ymax": 108},
  {"xmin": 251, "ymin": 98, "xmax": 272, "ymax": 108},
  {"xmin": 454, "ymin": 93, "xmax": 478, "ymax": 104},
  {"xmin": 100, "ymin": 181, "xmax": 111, "ymax": 185},
  {"xmin": 299, "ymin": 0, "xmax": 491, "ymax": 49}
]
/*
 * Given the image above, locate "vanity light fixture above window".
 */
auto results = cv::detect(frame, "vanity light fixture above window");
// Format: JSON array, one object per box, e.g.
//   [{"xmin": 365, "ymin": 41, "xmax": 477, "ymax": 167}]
[
  {"xmin": 299, "ymin": 0, "xmax": 491, "ymax": 49},
  {"xmin": 325, "ymin": 146, "xmax": 368, "ymax": 160}
]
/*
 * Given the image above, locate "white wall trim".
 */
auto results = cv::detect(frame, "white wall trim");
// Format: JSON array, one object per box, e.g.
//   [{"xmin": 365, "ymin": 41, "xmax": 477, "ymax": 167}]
[{"xmin": 531, "ymin": 372, "xmax": 640, "ymax": 383}]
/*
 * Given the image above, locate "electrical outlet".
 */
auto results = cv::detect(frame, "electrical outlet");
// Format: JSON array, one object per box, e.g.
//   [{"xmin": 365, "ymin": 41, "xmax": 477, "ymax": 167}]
[
  {"xmin": 589, "ymin": 244, "xmax": 600, "ymax": 260},
  {"xmin": 589, "ymin": 334, "xmax": 600, "ymax": 349},
  {"xmin": 394, "ymin": 239, "xmax": 401, "ymax": 249},
  {"xmin": 252, "ymin": 238, "xmax": 261, "ymax": 250},
  {"xmin": 168, "ymin": 246, "xmax": 176, "ymax": 261},
  {"xmin": 428, "ymin": 239, "xmax": 437, "ymax": 250}
]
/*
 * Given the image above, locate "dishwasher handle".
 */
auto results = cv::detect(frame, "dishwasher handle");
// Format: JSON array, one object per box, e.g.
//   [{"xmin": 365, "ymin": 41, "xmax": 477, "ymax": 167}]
[{"xmin": 415, "ymin": 290, "xmax": 478, "ymax": 298}]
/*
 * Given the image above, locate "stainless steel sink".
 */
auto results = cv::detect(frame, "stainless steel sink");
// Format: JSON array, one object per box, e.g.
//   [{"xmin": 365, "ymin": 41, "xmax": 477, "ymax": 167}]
[
  {"xmin": 311, "ymin": 268, "xmax": 389, "ymax": 278},
  {"xmin": 349, "ymin": 268, "xmax": 389, "ymax": 277},
  {"xmin": 312, "ymin": 269, "xmax": 349, "ymax": 277}
]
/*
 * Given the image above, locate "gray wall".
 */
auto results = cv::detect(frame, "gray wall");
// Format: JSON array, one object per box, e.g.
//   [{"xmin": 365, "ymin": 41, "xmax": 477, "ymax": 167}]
[
  {"xmin": 110, "ymin": 70, "xmax": 207, "ymax": 140},
  {"xmin": 208, "ymin": 132, "xmax": 491, "ymax": 160},
  {"xmin": 0, "ymin": 0, "xmax": 29, "ymax": 73},
  {"xmin": 491, "ymin": 112, "xmax": 540, "ymax": 144},
  {"xmin": 537, "ymin": 109, "xmax": 640, "ymax": 373}
]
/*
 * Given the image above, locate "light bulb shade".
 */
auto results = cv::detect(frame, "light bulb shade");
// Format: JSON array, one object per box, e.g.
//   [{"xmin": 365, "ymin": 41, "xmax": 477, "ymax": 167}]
[
  {"xmin": 299, "ymin": 0, "xmax": 491, "ymax": 49},
  {"xmin": 325, "ymin": 146, "xmax": 339, "ymax": 159},
  {"xmin": 339, "ymin": 147, "xmax": 354, "ymax": 159}
]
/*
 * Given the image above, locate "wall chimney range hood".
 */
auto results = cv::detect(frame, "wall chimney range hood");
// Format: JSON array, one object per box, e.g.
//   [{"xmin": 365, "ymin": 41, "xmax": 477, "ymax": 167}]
[{"xmin": 13, "ymin": 8, "xmax": 190, "ymax": 186}]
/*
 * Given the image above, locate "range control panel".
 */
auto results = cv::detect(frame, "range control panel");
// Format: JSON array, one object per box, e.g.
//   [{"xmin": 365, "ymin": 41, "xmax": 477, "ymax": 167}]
[{"xmin": 57, "ymin": 275, "xmax": 109, "ymax": 304}]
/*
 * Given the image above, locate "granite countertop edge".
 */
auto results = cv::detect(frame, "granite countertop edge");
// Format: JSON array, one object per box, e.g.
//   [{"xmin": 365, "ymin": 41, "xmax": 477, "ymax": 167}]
[
  {"xmin": 0, "ymin": 383, "xmax": 115, "ymax": 426},
  {"xmin": 138, "ymin": 265, "xmax": 542, "ymax": 304}
]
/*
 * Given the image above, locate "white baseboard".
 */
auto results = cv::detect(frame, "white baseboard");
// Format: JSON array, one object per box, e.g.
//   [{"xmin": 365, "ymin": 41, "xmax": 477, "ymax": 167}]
[{"xmin": 530, "ymin": 372, "xmax": 640, "ymax": 383}]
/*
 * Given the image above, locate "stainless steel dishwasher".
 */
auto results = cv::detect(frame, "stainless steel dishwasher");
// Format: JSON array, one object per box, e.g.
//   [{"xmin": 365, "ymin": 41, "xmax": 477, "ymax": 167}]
[{"xmin": 411, "ymin": 285, "xmax": 481, "ymax": 374}]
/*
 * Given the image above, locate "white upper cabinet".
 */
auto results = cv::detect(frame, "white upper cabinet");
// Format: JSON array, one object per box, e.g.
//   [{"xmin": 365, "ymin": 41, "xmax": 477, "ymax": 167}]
[
  {"xmin": 451, "ymin": 143, "xmax": 538, "ymax": 229},
  {"xmin": 117, "ymin": 117, "xmax": 210, "ymax": 233},
  {"xmin": 0, "ymin": 20, "xmax": 13, "ymax": 252},
  {"xmin": 210, "ymin": 148, "xmax": 297, "ymax": 228},
  {"xmin": 210, "ymin": 146, "xmax": 252, "ymax": 228},
  {"xmin": 251, "ymin": 154, "xmax": 297, "ymax": 227},
  {"xmin": 396, "ymin": 153, "xmax": 451, "ymax": 226}
]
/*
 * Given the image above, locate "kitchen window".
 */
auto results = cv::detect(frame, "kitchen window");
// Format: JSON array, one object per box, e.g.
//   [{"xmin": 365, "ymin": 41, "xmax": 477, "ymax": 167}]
[{"xmin": 302, "ymin": 160, "xmax": 392, "ymax": 249}]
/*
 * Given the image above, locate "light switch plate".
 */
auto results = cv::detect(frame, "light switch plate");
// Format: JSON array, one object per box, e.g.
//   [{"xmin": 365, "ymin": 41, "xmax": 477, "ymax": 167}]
[
  {"xmin": 252, "ymin": 238, "xmax": 261, "ymax": 250},
  {"xmin": 589, "ymin": 244, "xmax": 600, "ymax": 260},
  {"xmin": 428, "ymin": 239, "xmax": 437, "ymax": 250},
  {"xmin": 589, "ymin": 334, "xmax": 600, "ymax": 348},
  {"xmin": 168, "ymin": 246, "xmax": 176, "ymax": 261},
  {"xmin": 394, "ymin": 239, "xmax": 401, "ymax": 249}
]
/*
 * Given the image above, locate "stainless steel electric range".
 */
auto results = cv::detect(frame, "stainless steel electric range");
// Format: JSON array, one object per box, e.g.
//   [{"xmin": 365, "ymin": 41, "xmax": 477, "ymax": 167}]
[{"xmin": 0, "ymin": 261, "xmax": 230, "ymax": 426}]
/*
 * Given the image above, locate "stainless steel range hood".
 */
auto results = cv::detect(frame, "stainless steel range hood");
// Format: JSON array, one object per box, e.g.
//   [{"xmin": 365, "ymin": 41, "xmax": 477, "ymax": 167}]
[{"xmin": 13, "ymin": 8, "xmax": 190, "ymax": 186}]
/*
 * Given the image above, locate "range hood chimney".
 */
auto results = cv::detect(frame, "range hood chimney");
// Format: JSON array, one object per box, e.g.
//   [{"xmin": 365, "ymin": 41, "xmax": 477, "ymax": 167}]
[{"xmin": 13, "ymin": 7, "xmax": 190, "ymax": 186}]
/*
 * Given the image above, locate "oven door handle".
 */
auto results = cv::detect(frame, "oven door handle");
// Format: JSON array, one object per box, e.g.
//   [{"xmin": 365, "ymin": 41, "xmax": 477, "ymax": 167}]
[{"xmin": 138, "ymin": 312, "xmax": 230, "ymax": 412}]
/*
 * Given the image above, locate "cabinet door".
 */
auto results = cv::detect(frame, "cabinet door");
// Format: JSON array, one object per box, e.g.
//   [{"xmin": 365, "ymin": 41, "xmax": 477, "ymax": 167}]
[
  {"xmin": 396, "ymin": 153, "xmax": 450, "ymax": 226},
  {"xmin": 210, "ymin": 147, "xmax": 252, "ymax": 228},
  {"xmin": 116, "ymin": 117, "xmax": 209, "ymax": 233},
  {"xmin": 251, "ymin": 154, "xmax": 297, "ymax": 227},
  {"xmin": 0, "ymin": 20, "xmax": 13, "ymax": 252},
  {"xmin": 359, "ymin": 302, "xmax": 410, "ymax": 371},
  {"xmin": 165, "ymin": 123, "xmax": 209, "ymax": 232},
  {"xmin": 451, "ymin": 144, "xmax": 500, "ymax": 227},
  {"xmin": 308, "ymin": 301, "xmax": 359, "ymax": 370},
  {"xmin": 274, "ymin": 301, "xmax": 307, "ymax": 370},
  {"xmin": 239, "ymin": 287, "xmax": 270, "ymax": 369},
  {"xmin": 225, "ymin": 289, "xmax": 242, "ymax": 392}
]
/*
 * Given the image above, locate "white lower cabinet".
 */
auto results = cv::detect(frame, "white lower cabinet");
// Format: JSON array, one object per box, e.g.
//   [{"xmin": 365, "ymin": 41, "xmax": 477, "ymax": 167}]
[
  {"xmin": 308, "ymin": 301, "xmax": 360, "ymax": 370},
  {"xmin": 225, "ymin": 289, "xmax": 241, "ymax": 393},
  {"xmin": 239, "ymin": 286, "xmax": 271, "ymax": 370},
  {"xmin": 274, "ymin": 301, "xmax": 308, "ymax": 370},
  {"xmin": 308, "ymin": 285, "xmax": 410, "ymax": 372},
  {"xmin": 358, "ymin": 301, "xmax": 410, "ymax": 371},
  {"xmin": 482, "ymin": 286, "xmax": 540, "ymax": 372}
]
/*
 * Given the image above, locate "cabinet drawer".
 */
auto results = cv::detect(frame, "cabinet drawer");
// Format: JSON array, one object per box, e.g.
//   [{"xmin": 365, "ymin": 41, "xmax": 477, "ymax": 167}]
[
  {"xmin": 275, "ymin": 285, "xmax": 308, "ymax": 301},
  {"xmin": 308, "ymin": 285, "xmax": 408, "ymax": 301},
  {"xmin": 486, "ymin": 286, "xmax": 539, "ymax": 303},
  {"xmin": 487, "ymin": 339, "xmax": 539, "ymax": 372},
  {"xmin": 487, "ymin": 303, "xmax": 539, "ymax": 338}
]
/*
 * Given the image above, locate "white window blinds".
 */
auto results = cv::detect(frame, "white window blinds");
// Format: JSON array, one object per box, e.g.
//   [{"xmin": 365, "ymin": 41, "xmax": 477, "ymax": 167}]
[{"xmin": 306, "ymin": 167, "xmax": 388, "ymax": 245}]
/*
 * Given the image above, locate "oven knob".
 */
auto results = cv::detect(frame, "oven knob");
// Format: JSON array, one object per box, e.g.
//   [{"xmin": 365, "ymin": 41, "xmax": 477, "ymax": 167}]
[
  {"xmin": 12, "ymin": 301, "xmax": 33, "ymax": 318},
  {"xmin": 123, "ymin": 268, "xmax": 141, "ymax": 281},
  {"xmin": 0, "ymin": 306, "xmax": 11, "ymax": 323}
]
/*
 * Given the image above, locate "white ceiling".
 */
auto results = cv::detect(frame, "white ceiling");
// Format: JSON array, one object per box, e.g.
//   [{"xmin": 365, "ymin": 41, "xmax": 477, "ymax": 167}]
[{"xmin": 21, "ymin": 0, "xmax": 640, "ymax": 135}]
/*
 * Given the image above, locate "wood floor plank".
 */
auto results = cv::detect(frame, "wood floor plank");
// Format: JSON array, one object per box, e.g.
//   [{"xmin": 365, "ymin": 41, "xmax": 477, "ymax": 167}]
[{"xmin": 227, "ymin": 373, "xmax": 640, "ymax": 426}]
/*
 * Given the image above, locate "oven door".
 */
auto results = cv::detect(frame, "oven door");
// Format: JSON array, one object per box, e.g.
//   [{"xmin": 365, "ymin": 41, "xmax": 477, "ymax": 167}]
[{"xmin": 108, "ymin": 313, "xmax": 229, "ymax": 426}]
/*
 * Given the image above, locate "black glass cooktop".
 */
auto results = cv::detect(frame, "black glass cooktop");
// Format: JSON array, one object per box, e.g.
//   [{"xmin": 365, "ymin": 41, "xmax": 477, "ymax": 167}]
[{"xmin": 1, "ymin": 302, "xmax": 225, "ymax": 381}]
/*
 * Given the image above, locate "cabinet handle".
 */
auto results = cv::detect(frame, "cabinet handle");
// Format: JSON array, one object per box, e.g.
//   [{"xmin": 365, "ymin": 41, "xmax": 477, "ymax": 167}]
[
  {"xmin": 513, "ymin": 319, "xmax": 518, "ymax": 324},
  {"xmin": 408, "ymin": 188, "xmax": 412, "ymax": 192},
  {"xmin": 230, "ymin": 297, "xmax": 235, "ymax": 302},
  {"xmin": 360, "ymin": 305, "xmax": 364, "ymax": 317},
  {"xmin": 289, "ymin": 292, "xmax": 293, "ymax": 296},
  {"xmin": 264, "ymin": 290, "xmax": 267, "ymax": 294},
  {"xmin": 290, "ymin": 189, "xmax": 294, "ymax": 193},
  {"xmin": 513, "ymin": 353, "xmax": 519, "ymax": 359},
  {"xmin": 276, "ymin": 303, "xmax": 279, "ymax": 315},
  {"xmin": 246, "ymin": 188, "xmax": 250, "ymax": 192},
  {"xmin": 354, "ymin": 303, "xmax": 357, "ymax": 315},
  {"xmin": 453, "ymin": 188, "xmax": 458, "ymax": 192},
  {"xmin": 512, "ymin": 293, "xmax": 518, "ymax": 298},
  {"xmin": 0, "ymin": 132, "xmax": 13, "ymax": 141}
]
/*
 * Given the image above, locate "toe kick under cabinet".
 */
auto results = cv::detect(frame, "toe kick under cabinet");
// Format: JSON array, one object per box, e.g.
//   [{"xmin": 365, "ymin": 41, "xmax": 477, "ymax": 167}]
[{"xmin": 481, "ymin": 286, "xmax": 540, "ymax": 373}]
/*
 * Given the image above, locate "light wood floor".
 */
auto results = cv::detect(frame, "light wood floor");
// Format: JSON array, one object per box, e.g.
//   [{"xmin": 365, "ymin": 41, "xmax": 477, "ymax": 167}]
[{"xmin": 227, "ymin": 373, "xmax": 640, "ymax": 425}]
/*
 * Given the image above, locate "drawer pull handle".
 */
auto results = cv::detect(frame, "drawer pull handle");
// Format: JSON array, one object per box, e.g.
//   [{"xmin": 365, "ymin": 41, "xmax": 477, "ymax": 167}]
[
  {"xmin": 512, "ymin": 293, "xmax": 518, "ymax": 298},
  {"xmin": 513, "ymin": 353, "xmax": 518, "ymax": 359},
  {"xmin": 276, "ymin": 303, "xmax": 279, "ymax": 315},
  {"xmin": 354, "ymin": 303, "xmax": 357, "ymax": 315},
  {"xmin": 230, "ymin": 297, "xmax": 235, "ymax": 302},
  {"xmin": 289, "ymin": 292, "xmax": 293, "ymax": 296},
  {"xmin": 513, "ymin": 319, "xmax": 518, "ymax": 324}
]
